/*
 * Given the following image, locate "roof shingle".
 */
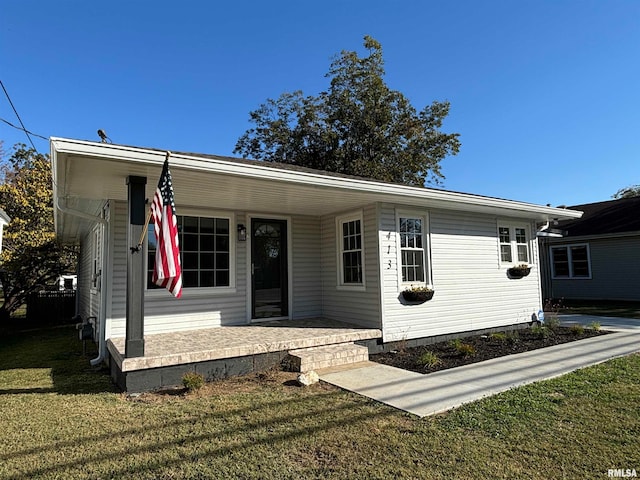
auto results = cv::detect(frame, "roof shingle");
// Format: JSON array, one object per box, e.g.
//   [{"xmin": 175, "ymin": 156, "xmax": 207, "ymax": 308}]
[{"xmin": 559, "ymin": 197, "xmax": 640, "ymax": 237}]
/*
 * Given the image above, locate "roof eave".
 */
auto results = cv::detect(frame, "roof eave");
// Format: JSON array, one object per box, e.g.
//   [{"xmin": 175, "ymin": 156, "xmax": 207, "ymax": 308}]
[{"xmin": 50, "ymin": 137, "xmax": 583, "ymax": 224}]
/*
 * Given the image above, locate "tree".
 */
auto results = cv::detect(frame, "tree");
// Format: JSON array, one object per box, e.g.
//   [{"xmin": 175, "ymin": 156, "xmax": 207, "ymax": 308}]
[
  {"xmin": 234, "ymin": 36, "xmax": 461, "ymax": 187},
  {"xmin": 0, "ymin": 144, "xmax": 76, "ymax": 321},
  {"xmin": 612, "ymin": 184, "xmax": 640, "ymax": 199}
]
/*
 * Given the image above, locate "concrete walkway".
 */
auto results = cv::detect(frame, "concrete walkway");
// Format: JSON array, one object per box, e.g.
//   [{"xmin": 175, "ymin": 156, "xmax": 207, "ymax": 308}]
[{"xmin": 319, "ymin": 315, "xmax": 640, "ymax": 417}]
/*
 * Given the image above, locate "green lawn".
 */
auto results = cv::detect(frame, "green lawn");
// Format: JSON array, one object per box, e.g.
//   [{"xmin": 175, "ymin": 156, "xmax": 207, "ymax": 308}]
[
  {"xmin": 558, "ymin": 300, "xmax": 640, "ymax": 319},
  {"xmin": 1, "ymin": 326, "xmax": 639, "ymax": 479}
]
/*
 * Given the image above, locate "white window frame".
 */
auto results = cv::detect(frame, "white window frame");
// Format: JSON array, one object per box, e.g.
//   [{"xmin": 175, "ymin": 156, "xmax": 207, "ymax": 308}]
[
  {"xmin": 497, "ymin": 222, "xmax": 532, "ymax": 267},
  {"xmin": 145, "ymin": 209, "xmax": 236, "ymax": 296},
  {"xmin": 551, "ymin": 243, "xmax": 592, "ymax": 280},
  {"xmin": 336, "ymin": 211, "xmax": 365, "ymax": 291},
  {"xmin": 396, "ymin": 210, "xmax": 431, "ymax": 289}
]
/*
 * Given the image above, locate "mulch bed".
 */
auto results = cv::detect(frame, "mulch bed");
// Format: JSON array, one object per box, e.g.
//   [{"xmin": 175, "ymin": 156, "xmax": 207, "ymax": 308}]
[{"xmin": 370, "ymin": 326, "xmax": 610, "ymax": 374}]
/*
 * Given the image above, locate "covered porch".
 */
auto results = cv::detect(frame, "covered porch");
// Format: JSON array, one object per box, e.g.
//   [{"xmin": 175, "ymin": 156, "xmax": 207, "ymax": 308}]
[{"xmin": 107, "ymin": 318, "xmax": 382, "ymax": 392}]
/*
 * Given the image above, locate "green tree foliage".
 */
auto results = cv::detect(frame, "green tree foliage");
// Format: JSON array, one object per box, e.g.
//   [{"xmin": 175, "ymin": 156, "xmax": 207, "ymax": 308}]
[
  {"xmin": 234, "ymin": 36, "xmax": 461, "ymax": 186},
  {"xmin": 612, "ymin": 184, "xmax": 640, "ymax": 199},
  {"xmin": 0, "ymin": 144, "xmax": 76, "ymax": 321}
]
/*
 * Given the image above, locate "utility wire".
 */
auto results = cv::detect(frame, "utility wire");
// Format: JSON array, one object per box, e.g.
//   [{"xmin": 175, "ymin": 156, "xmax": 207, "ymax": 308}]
[
  {"xmin": 0, "ymin": 79, "xmax": 37, "ymax": 150},
  {"xmin": 0, "ymin": 117, "xmax": 48, "ymax": 141}
]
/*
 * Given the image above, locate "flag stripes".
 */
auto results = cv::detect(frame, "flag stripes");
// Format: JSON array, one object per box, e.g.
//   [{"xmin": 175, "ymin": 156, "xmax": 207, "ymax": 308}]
[{"xmin": 150, "ymin": 154, "xmax": 182, "ymax": 298}]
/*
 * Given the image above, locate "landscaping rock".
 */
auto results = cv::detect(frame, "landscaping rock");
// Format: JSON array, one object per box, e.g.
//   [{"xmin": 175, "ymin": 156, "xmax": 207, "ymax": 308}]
[{"xmin": 297, "ymin": 371, "xmax": 319, "ymax": 386}]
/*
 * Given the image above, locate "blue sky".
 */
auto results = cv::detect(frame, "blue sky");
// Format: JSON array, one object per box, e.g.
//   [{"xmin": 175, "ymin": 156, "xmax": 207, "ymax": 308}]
[{"xmin": 1, "ymin": 1, "xmax": 638, "ymax": 207}]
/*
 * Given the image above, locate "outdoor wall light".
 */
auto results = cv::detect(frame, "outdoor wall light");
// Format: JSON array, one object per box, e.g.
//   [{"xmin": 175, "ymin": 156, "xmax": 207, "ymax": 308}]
[{"xmin": 237, "ymin": 224, "xmax": 247, "ymax": 241}]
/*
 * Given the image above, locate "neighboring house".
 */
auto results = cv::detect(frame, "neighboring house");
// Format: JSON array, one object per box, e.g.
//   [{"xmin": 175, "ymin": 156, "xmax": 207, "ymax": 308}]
[
  {"xmin": 57, "ymin": 274, "xmax": 78, "ymax": 291},
  {"xmin": 539, "ymin": 196, "xmax": 640, "ymax": 302},
  {"xmin": 51, "ymin": 137, "xmax": 580, "ymax": 389},
  {"xmin": 0, "ymin": 208, "xmax": 10, "ymax": 255}
]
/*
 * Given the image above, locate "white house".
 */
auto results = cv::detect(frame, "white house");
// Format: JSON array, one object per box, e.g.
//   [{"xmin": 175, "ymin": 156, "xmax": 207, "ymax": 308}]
[{"xmin": 51, "ymin": 137, "xmax": 581, "ymax": 391}]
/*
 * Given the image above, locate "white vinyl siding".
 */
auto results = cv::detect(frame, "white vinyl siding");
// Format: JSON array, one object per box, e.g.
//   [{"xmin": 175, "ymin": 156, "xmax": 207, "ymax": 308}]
[
  {"xmin": 74, "ymin": 206, "xmax": 107, "ymax": 342},
  {"xmin": 291, "ymin": 215, "xmax": 322, "ymax": 318},
  {"xmin": 91, "ymin": 227, "xmax": 102, "ymax": 292},
  {"xmin": 322, "ymin": 205, "xmax": 380, "ymax": 328},
  {"xmin": 381, "ymin": 205, "xmax": 540, "ymax": 342},
  {"xmin": 106, "ymin": 203, "xmax": 325, "ymax": 338},
  {"xmin": 107, "ymin": 201, "xmax": 247, "ymax": 338},
  {"xmin": 76, "ymin": 231, "xmax": 93, "ymax": 322}
]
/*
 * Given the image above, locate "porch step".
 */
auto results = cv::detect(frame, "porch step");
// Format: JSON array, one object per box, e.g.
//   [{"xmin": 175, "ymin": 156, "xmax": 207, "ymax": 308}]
[{"xmin": 288, "ymin": 342, "xmax": 369, "ymax": 373}]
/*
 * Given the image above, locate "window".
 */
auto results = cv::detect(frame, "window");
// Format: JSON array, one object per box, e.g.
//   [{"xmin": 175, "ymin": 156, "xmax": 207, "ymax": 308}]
[
  {"xmin": 551, "ymin": 244, "xmax": 591, "ymax": 279},
  {"xmin": 337, "ymin": 213, "xmax": 364, "ymax": 287},
  {"xmin": 498, "ymin": 224, "xmax": 530, "ymax": 265},
  {"xmin": 147, "ymin": 215, "xmax": 230, "ymax": 289},
  {"xmin": 398, "ymin": 216, "xmax": 427, "ymax": 284}
]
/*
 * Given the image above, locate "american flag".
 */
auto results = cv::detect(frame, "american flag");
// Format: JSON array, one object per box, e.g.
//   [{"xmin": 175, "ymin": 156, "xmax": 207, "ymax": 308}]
[{"xmin": 150, "ymin": 154, "xmax": 182, "ymax": 298}]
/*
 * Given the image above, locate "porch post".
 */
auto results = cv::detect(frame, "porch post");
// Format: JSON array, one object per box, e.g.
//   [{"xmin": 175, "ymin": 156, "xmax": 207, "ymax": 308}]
[{"xmin": 125, "ymin": 175, "xmax": 147, "ymax": 358}]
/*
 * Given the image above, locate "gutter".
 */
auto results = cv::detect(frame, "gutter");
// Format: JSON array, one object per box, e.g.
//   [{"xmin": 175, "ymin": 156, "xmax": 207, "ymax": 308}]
[{"xmin": 55, "ymin": 195, "xmax": 109, "ymax": 367}]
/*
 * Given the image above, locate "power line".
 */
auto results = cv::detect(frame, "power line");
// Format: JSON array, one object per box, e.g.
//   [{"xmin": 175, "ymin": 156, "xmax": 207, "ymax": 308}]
[
  {"xmin": 0, "ymin": 79, "xmax": 37, "ymax": 150},
  {"xmin": 0, "ymin": 117, "xmax": 48, "ymax": 141}
]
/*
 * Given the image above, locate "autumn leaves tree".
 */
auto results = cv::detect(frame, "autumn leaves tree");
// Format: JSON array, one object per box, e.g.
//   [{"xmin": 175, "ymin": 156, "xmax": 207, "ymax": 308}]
[{"xmin": 0, "ymin": 144, "xmax": 76, "ymax": 321}]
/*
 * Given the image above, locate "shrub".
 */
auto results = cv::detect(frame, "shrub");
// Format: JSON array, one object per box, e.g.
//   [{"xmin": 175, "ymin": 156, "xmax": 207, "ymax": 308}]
[
  {"xmin": 589, "ymin": 321, "xmax": 601, "ymax": 332},
  {"xmin": 531, "ymin": 325, "xmax": 550, "ymax": 338},
  {"xmin": 569, "ymin": 324, "xmax": 585, "ymax": 335},
  {"xmin": 545, "ymin": 315, "xmax": 560, "ymax": 332},
  {"xmin": 395, "ymin": 336, "xmax": 409, "ymax": 354},
  {"xmin": 448, "ymin": 338, "xmax": 462, "ymax": 350},
  {"xmin": 506, "ymin": 330, "xmax": 520, "ymax": 345},
  {"xmin": 417, "ymin": 351, "xmax": 441, "ymax": 368},
  {"xmin": 456, "ymin": 343, "xmax": 476, "ymax": 357},
  {"xmin": 542, "ymin": 298, "xmax": 563, "ymax": 332},
  {"xmin": 489, "ymin": 332, "xmax": 507, "ymax": 342},
  {"xmin": 182, "ymin": 372, "xmax": 205, "ymax": 392}
]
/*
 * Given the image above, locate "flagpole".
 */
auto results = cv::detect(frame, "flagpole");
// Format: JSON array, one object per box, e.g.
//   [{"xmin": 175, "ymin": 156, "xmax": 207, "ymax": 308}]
[{"xmin": 135, "ymin": 151, "xmax": 171, "ymax": 250}]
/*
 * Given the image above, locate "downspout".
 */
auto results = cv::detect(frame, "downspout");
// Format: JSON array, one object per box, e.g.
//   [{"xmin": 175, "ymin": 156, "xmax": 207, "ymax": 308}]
[{"xmin": 55, "ymin": 195, "xmax": 109, "ymax": 366}]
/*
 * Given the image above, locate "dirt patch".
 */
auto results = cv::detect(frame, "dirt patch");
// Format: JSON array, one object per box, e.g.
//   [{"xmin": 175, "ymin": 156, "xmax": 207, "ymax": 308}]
[
  {"xmin": 371, "ymin": 326, "xmax": 609, "ymax": 374},
  {"xmin": 126, "ymin": 370, "xmax": 306, "ymax": 403}
]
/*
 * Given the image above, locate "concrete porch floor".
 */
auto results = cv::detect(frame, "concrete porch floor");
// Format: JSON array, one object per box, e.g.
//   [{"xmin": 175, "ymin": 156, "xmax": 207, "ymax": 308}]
[{"xmin": 107, "ymin": 318, "xmax": 382, "ymax": 373}]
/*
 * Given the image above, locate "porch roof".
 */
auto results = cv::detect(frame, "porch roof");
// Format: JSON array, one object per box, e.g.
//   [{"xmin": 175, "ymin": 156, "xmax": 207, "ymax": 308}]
[{"xmin": 51, "ymin": 137, "xmax": 582, "ymax": 243}]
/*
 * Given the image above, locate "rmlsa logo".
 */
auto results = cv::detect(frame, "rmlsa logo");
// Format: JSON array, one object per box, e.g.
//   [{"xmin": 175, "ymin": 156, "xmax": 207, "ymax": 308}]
[{"xmin": 609, "ymin": 469, "xmax": 637, "ymax": 478}]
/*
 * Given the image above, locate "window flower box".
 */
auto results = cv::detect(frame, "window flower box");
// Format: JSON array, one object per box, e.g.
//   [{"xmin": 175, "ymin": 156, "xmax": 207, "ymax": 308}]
[
  {"xmin": 507, "ymin": 264, "xmax": 531, "ymax": 279},
  {"xmin": 401, "ymin": 286, "xmax": 434, "ymax": 303}
]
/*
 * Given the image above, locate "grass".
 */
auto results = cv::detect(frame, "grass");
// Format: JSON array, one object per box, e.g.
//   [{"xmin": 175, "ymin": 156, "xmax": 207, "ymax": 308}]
[
  {"xmin": 558, "ymin": 299, "xmax": 640, "ymax": 319},
  {"xmin": 1, "ymin": 326, "xmax": 640, "ymax": 479}
]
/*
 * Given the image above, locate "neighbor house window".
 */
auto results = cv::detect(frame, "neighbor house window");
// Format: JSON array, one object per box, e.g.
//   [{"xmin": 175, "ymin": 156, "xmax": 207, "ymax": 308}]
[
  {"xmin": 498, "ymin": 224, "xmax": 530, "ymax": 265},
  {"xmin": 337, "ymin": 213, "xmax": 364, "ymax": 287},
  {"xmin": 147, "ymin": 215, "xmax": 230, "ymax": 289},
  {"xmin": 551, "ymin": 244, "xmax": 591, "ymax": 279},
  {"xmin": 398, "ymin": 216, "xmax": 428, "ymax": 284}
]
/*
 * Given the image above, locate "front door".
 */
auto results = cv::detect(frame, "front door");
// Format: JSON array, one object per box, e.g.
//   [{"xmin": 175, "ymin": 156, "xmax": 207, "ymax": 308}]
[{"xmin": 251, "ymin": 218, "xmax": 288, "ymax": 319}]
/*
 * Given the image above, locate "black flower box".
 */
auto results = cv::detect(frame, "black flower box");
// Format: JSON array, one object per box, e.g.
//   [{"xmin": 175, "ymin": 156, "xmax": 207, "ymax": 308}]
[
  {"xmin": 507, "ymin": 266, "xmax": 531, "ymax": 278},
  {"xmin": 401, "ymin": 289, "xmax": 435, "ymax": 303}
]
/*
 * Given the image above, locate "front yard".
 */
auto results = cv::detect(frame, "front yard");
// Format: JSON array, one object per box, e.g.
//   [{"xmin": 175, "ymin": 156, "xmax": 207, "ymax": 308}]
[
  {"xmin": 558, "ymin": 299, "xmax": 640, "ymax": 319},
  {"xmin": 1, "ymin": 326, "xmax": 639, "ymax": 479}
]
